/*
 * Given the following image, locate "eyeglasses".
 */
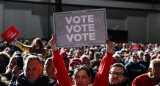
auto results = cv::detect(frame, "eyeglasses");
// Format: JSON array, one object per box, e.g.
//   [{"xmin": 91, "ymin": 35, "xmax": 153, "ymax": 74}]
[{"xmin": 109, "ymin": 71, "xmax": 124, "ymax": 77}]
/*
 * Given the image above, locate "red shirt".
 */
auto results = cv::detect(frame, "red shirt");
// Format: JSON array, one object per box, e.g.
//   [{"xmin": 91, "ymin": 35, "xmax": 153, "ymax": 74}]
[
  {"xmin": 132, "ymin": 73, "xmax": 160, "ymax": 86},
  {"xmin": 52, "ymin": 50, "xmax": 113, "ymax": 86}
]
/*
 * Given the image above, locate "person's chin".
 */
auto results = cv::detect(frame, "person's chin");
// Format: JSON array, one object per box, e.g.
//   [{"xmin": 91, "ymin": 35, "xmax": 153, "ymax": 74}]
[
  {"xmin": 27, "ymin": 76, "xmax": 34, "ymax": 81},
  {"xmin": 112, "ymin": 79, "xmax": 119, "ymax": 83},
  {"xmin": 28, "ymin": 79, "xmax": 35, "ymax": 83}
]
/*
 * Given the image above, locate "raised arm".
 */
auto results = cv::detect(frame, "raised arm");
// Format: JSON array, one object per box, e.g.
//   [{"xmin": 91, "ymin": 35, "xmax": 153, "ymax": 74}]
[
  {"xmin": 49, "ymin": 35, "xmax": 72, "ymax": 86},
  {"xmin": 93, "ymin": 39, "xmax": 115, "ymax": 86},
  {"xmin": 15, "ymin": 40, "xmax": 31, "ymax": 53}
]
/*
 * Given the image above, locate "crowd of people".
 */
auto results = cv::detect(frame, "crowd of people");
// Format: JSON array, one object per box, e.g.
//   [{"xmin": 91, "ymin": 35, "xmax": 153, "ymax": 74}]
[{"xmin": 0, "ymin": 35, "xmax": 160, "ymax": 86}]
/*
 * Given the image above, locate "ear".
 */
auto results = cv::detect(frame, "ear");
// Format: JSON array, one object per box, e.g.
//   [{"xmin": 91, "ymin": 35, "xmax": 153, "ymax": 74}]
[{"xmin": 23, "ymin": 66, "xmax": 25, "ymax": 70}]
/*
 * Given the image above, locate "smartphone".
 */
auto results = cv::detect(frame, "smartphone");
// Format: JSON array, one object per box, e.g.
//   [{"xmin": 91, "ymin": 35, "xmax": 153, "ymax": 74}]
[{"xmin": 16, "ymin": 57, "xmax": 23, "ymax": 70}]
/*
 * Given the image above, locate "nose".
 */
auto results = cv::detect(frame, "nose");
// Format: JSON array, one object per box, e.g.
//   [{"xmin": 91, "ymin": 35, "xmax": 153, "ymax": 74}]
[
  {"xmin": 28, "ymin": 69, "xmax": 33, "ymax": 73},
  {"xmin": 113, "ymin": 74, "xmax": 118, "ymax": 77},
  {"xmin": 78, "ymin": 78, "xmax": 83, "ymax": 83}
]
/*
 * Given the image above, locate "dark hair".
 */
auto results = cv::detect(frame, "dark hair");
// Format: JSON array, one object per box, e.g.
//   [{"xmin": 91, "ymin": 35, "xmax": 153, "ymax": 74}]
[
  {"xmin": 31, "ymin": 38, "xmax": 44, "ymax": 50},
  {"xmin": 94, "ymin": 52, "xmax": 101, "ymax": 59},
  {"xmin": 132, "ymin": 53, "xmax": 138, "ymax": 57},
  {"xmin": 0, "ymin": 52, "xmax": 10, "ymax": 73},
  {"xmin": 72, "ymin": 65, "xmax": 91, "ymax": 79},
  {"xmin": 110, "ymin": 63, "xmax": 127, "ymax": 77}
]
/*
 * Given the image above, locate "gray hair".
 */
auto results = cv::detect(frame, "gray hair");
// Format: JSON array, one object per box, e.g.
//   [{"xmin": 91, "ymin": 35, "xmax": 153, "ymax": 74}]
[
  {"xmin": 24, "ymin": 55, "xmax": 42, "ymax": 67},
  {"xmin": 149, "ymin": 59, "xmax": 160, "ymax": 69}
]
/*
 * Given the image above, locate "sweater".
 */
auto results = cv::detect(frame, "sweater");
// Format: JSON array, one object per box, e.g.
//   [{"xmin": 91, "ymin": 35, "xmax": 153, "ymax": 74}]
[{"xmin": 132, "ymin": 73, "xmax": 160, "ymax": 86}]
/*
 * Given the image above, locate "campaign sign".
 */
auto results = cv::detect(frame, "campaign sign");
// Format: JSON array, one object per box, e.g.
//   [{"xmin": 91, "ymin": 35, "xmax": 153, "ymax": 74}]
[
  {"xmin": 131, "ymin": 45, "xmax": 140, "ymax": 51},
  {"xmin": 1, "ymin": 25, "xmax": 20, "ymax": 43},
  {"xmin": 53, "ymin": 9, "xmax": 107, "ymax": 47}
]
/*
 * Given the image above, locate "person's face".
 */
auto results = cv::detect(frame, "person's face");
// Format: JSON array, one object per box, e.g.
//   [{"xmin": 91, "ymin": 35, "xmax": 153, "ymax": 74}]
[
  {"xmin": 89, "ymin": 51, "xmax": 92, "ymax": 55},
  {"xmin": 143, "ymin": 55, "xmax": 150, "ymax": 62},
  {"xmin": 149, "ymin": 66, "xmax": 160, "ymax": 80},
  {"xmin": 75, "ymin": 52, "xmax": 81, "ymax": 58},
  {"xmin": 140, "ymin": 53, "xmax": 144, "ymax": 59},
  {"xmin": 82, "ymin": 58, "xmax": 90, "ymax": 69},
  {"xmin": 95, "ymin": 57, "xmax": 100, "ymax": 61},
  {"xmin": 35, "ymin": 41, "xmax": 40, "ymax": 49},
  {"xmin": 44, "ymin": 60, "xmax": 55, "ymax": 77},
  {"xmin": 74, "ymin": 70, "xmax": 90, "ymax": 86},
  {"xmin": 109, "ymin": 66, "xmax": 126, "ymax": 85},
  {"xmin": 131, "ymin": 55, "xmax": 138, "ymax": 63},
  {"xmin": 24, "ymin": 59, "xmax": 43, "ymax": 83}
]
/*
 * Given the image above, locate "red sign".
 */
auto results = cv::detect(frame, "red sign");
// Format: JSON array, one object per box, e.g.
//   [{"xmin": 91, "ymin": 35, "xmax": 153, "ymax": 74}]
[
  {"xmin": 1, "ymin": 25, "xmax": 20, "ymax": 43},
  {"xmin": 131, "ymin": 45, "xmax": 140, "ymax": 51}
]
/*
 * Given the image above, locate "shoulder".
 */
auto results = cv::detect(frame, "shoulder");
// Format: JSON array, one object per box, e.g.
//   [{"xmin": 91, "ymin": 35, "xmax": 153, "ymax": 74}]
[
  {"xmin": 132, "ymin": 73, "xmax": 150, "ymax": 85},
  {"xmin": 48, "ymin": 78, "xmax": 57, "ymax": 86},
  {"xmin": 133, "ymin": 73, "xmax": 148, "ymax": 81},
  {"xmin": 39, "ymin": 75, "xmax": 57, "ymax": 84},
  {"xmin": 34, "ymin": 75, "xmax": 57, "ymax": 86},
  {"xmin": 16, "ymin": 73, "xmax": 28, "ymax": 85},
  {"xmin": 125, "ymin": 62, "xmax": 132, "ymax": 67},
  {"xmin": 17, "ymin": 73, "xmax": 25, "ymax": 81}
]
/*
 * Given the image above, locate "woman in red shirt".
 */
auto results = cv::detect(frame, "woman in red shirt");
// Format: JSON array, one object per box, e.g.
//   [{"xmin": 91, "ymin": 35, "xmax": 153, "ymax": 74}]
[{"xmin": 49, "ymin": 35, "xmax": 115, "ymax": 86}]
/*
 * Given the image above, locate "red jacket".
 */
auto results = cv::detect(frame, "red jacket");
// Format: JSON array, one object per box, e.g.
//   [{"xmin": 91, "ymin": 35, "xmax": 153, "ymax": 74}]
[
  {"xmin": 132, "ymin": 73, "xmax": 160, "ymax": 86},
  {"xmin": 52, "ymin": 50, "xmax": 113, "ymax": 86}
]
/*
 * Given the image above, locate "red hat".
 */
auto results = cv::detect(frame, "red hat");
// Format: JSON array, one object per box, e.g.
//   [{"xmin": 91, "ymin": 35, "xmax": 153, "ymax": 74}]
[{"xmin": 69, "ymin": 58, "xmax": 83, "ymax": 66}]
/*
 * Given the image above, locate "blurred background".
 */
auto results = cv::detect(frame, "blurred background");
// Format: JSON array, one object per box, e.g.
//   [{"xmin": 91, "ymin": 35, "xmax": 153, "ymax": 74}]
[{"xmin": 0, "ymin": 0, "xmax": 160, "ymax": 43}]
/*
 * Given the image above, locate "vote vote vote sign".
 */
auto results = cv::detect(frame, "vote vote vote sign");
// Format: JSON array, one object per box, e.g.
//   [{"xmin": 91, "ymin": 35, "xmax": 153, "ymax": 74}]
[{"xmin": 53, "ymin": 9, "xmax": 107, "ymax": 47}]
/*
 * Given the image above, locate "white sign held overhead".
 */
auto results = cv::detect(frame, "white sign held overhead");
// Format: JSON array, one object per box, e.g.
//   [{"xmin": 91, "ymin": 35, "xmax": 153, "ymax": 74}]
[{"xmin": 53, "ymin": 8, "xmax": 107, "ymax": 47}]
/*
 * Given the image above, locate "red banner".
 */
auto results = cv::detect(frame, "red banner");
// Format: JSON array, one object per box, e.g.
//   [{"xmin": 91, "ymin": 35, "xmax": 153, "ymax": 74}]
[
  {"xmin": 131, "ymin": 45, "xmax": 140, "ymax": 51},
  {"xmin": 1, "ymin": 25, "xmax": 20, "ymax": 43}
]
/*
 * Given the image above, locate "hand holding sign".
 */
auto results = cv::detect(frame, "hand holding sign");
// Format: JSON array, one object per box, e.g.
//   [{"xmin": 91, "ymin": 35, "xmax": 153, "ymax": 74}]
[{"xmin": 1, "ymin": 25, "xmax": 20, "ymax": 44}]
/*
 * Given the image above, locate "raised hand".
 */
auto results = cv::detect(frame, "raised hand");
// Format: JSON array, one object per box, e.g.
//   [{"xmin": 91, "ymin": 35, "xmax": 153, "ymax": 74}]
[
  {"xmin": 106, "ymin": 39, "xmax": 115, "ymax": 54},
  {"xmin": 49, "ymin": 35, "xmax": 58, "ymax": 52},
  {"xmin": 12, "ymin": 66, "xmax": 22, "ymax": 78}
]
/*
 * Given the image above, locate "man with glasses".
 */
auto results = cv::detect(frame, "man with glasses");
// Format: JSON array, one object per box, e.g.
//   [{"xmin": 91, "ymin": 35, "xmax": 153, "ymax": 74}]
[{"xmin": 109, "ymin": 63, "xmax": 130, "ymax": 86}]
